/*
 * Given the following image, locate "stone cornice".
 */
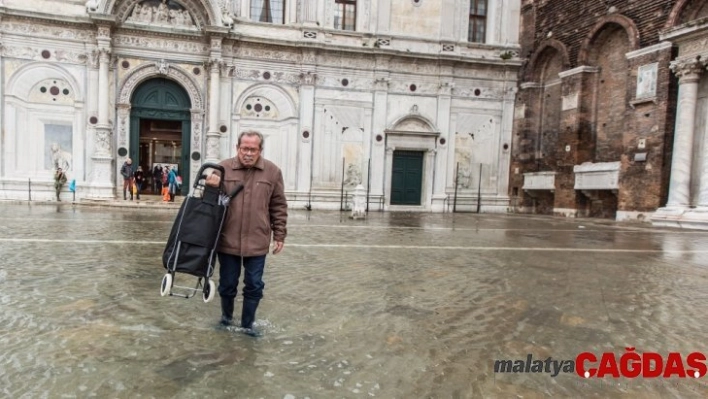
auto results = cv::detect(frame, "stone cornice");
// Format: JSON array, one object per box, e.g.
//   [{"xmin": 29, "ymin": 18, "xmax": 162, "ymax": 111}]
[
  {"xmin": 625, "ymin": 41, "xmax": 673, "ymax": 59},
  {"xmin": 558, "ymin": 66, "xmax": 600, "ymax": 78},
  {"xmin": 0, "ymin": 8, "xmax": 94, "ymax": 29}
]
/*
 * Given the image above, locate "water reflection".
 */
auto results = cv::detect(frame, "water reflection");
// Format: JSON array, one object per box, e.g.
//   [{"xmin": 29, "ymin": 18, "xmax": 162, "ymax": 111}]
[{"xmin": 2, "ymin": 204, "xmax": 708, "ymax": 397}]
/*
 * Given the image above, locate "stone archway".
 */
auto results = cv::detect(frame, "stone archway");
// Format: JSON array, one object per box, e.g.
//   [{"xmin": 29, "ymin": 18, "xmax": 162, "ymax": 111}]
[
  {"xmin": 130, "ymin": 78, "xmax": 192, "ymax": 195},
  {"xmin": 116, "ymin": 61, "xmax": 205, "ymax": 195}
]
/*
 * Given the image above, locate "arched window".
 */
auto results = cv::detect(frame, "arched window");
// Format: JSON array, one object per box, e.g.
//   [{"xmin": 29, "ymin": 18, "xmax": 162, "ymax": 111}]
[
  {"xmin": 468, "ymin": 0, "xmax": 487, "ymax": 43},
  {"xmin": 251, "ymin": 0, "xmax": 285, "ymax": 24}
]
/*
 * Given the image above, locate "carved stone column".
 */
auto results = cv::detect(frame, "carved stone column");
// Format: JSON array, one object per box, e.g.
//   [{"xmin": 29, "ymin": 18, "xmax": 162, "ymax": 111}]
[
  {"xmin": 666, "ymin": 59, "xmax": 704, "ymax": 208},
  {"xmin": 88, "ymin": 24, "xmax": 114, "ymax": 198}
]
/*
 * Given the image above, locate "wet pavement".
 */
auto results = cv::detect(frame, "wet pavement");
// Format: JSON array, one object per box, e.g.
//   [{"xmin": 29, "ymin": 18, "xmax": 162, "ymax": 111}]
[{"xmin": 2, "ymin": 202, "xmax": 708, "ymax": 398}]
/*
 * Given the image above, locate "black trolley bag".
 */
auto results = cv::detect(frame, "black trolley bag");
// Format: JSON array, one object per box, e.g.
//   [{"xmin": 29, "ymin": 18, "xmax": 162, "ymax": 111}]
[{"xmin": 159, "ymin": 163, "xmax": 243, "ymax": 302}]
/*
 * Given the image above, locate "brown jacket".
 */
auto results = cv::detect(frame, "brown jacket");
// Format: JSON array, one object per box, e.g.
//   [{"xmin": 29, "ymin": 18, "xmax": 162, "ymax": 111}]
[{"xmin": 217, "ymin": 156, "xmax": 288, "ymax": 256}]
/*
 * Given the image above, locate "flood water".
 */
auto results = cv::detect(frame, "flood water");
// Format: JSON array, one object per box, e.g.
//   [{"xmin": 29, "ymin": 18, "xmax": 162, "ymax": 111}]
[{"xmin": 2, "ymin": 203, "xmax": 708, "ymax": 398}]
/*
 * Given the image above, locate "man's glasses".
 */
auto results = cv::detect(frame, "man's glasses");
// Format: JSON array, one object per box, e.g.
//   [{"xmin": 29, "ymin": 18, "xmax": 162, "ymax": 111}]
[{"xmin": 239, "ymin": 146, "xmax": 260, "ymax": 154}]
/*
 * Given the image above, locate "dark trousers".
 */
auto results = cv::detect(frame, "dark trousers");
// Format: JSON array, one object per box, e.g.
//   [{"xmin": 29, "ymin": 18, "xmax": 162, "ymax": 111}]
[{"xmin": 217, "ymin": 253, "xmax": 266, "ymax": 300}]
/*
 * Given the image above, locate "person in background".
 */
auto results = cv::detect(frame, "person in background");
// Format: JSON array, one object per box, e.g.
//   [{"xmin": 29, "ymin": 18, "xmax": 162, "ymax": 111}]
[
  {"xmin": 120, "ymin": 158, "xmax": 134, "ymax": 200},
  {"xmin": 206, "ymin": 130, "xmax": 288, "ymax": 337},
  {"xmin": 54, "ymin": 167, "xmax": 67, "ymax": 202},
  {"xmin": 134, "ymin": 166, "xmax": 145, "ymax": 200},
  {"xmin": 167, "ymin": 166, "xmax": 178, "ymax": 202},
  {"xmin": 154, "ymin": 164, "xmax": 163, "ymax": 194},
  {"xmin": 162, "ymin": 166, "xmax": 170, "ymax": 202}
]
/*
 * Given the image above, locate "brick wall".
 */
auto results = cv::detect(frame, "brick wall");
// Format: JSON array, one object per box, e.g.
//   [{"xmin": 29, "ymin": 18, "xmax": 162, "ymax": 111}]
[{"xmin": 511, "ymin": 0, "xmax": 682, "ymax": 218}]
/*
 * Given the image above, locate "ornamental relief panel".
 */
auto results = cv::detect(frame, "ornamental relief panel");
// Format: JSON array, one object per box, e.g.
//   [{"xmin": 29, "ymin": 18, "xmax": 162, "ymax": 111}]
[
  {"xmin": 235, "ymin": 44, "xmax": 301, "ymax": 63},
  {"xmin": 1, "ymin": 21, "xmax": 96, "ymax": 41},
  {"xmin": 1, "ymin": 46, "xmax": 88, "ymax": 65},
  {"xmin": 125, "ymin": 0, "xmax": 196, "ymax": 28},
  {"xmin": 113, "ymin": 35, "xmax": 210, "ymax": 54},
  {"xmin": 679, "ymin": 37, "xmax": 708, "ymax": 58},
  {"xmin": 113, "ymin": 0, "xmax": 209, "ymax": 29}
]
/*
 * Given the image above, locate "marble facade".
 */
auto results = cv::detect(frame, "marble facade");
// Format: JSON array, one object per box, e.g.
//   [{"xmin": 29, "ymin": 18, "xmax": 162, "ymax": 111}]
[{"xmin": 0, "ymin": 0, "xmax": 521, "ymax": 212}]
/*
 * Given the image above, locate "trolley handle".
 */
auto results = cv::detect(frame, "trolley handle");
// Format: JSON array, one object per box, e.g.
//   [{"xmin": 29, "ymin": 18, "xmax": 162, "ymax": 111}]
[{"xmin": 194, "ymin": 163, "xmax": 226, "ymax": 191}]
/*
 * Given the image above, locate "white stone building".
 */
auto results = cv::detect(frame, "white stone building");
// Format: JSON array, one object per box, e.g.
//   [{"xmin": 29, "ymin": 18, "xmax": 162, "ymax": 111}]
[{"xmin": 0, "ymin": 0, "xmax": 521, "ymax": 212}]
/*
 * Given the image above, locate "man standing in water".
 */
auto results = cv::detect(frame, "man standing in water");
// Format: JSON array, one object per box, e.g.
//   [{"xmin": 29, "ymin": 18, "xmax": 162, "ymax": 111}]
[{"xmin": 206, "ymin": 130, "xmax": 288, "ymax": 337}]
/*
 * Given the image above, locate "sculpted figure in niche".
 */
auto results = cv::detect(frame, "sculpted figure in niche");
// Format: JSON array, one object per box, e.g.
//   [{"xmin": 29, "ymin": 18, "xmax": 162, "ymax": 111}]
[
  {"xmin": 140, "ymin": 4, "xmax": 153, "ymax": 22},
  {"xmin": 127, "ymin": 4, "xmax": 142, "ymax": 22},
  {"xmin": 156, "ymin": 0, "xmax": 169, "ymax": 23},
  {"xmin": 51, "ymin": 143, "xmax": 73, "ymax": 171}
]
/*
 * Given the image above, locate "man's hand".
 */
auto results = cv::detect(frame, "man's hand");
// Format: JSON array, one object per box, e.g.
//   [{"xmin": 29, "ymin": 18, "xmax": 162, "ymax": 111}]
[
  {"xmin": 205, "ymin": 173, "xmax": 221, "ymax": 187},
  {"xmin": 272, "ymin": 241, "xmax": 284, "ymax": 255}
]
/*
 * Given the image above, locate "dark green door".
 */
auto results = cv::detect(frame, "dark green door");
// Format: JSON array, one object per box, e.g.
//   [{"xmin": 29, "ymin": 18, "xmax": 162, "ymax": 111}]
[
  {"xmin": 130, "ymin": 78, "xmax": 191, "ymax": 195},
  {"xmin": 391, "ymin": 150, "xmax": 424, "ymax": 205}
]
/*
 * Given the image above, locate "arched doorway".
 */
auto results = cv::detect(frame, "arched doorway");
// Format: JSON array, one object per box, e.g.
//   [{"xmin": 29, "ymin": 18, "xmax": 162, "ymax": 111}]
[{"xmin": 130, "ymin": 78, "xmax": 191, "ymax": 195}]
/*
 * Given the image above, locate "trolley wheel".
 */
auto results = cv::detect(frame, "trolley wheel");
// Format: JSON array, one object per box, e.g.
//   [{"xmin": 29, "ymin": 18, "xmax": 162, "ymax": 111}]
[
  {"xmin": 160, "ymin": 273, "xmax": 173, "ymax": 297},
  {"xmin": 203, "ymin": 279, "xmax": 216, "ymax": 303}
]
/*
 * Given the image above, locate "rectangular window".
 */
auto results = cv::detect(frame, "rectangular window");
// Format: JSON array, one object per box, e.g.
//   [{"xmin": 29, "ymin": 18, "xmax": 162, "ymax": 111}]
[
  {"xmin": 251, "ymin": 0, "xmax": 285, "ymax": 24},
  {"xmin": 468, "ymin": 0, "xmax": 487, "ymax": 43},
  {"xmin": 334, "ymin": 0, "xmax": 356, "ymax": 31}
]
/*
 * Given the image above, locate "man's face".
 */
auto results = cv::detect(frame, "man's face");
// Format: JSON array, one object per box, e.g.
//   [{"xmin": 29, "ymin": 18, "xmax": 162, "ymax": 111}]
[
  {"xmin": 127, "ymin": 158, "xmax": 132, "ymax": 165},
  {"xmin": 237, "ymin": 135, "xmax": 262, "ymax": 168}
]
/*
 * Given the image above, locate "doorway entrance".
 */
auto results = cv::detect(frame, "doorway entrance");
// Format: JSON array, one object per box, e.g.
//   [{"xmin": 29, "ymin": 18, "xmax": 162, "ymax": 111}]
[
  {"xmin": 130, "ymin": 78, "xmax": 191, "ymax": 195},
  {"xmin": 390, "ymin": 150, "xmax": 424, "ymax": 205}
]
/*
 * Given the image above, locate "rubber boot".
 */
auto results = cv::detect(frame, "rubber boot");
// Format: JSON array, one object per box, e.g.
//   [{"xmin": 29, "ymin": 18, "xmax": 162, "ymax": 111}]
[
  {"xmin": 169, "ymin": 193, "xmax": 175, "ymax": 202},
  {"xmin": 241, "ymin": 298, "xmax": 261, "ymax": 337},
  {"xmin": 220, "ymin": 296, "xmax": 234, "ymax": 326},
  {"xmin": 123, "ymin": 189, "xmax": 127, "ymax": 200}
]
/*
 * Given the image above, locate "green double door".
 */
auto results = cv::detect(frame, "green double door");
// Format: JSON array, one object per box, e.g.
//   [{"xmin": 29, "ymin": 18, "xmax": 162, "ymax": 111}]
[
  {"xmin": 391, "ymin": 150, "xmax": 424, "ymax": 205},
  {"xmin": 129, "ymin": 78, "xmax": 191, "ymax": 195}
]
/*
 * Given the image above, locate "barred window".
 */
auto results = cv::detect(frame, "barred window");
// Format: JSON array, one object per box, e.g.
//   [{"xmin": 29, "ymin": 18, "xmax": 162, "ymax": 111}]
[
  {"xmin": 468, "ymin": 0, "xmax": 487, "ymax": 43},
  {"xmin": 334, "ymin": 0, "xmax": 356, "ymax": 31},
  {"xmin": 251, "ymin": 0, "xmax": 285, "ymax": 24}
]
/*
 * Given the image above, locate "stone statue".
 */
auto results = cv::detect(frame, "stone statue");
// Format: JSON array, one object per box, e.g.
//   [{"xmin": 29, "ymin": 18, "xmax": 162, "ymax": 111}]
[
  {"xmin": 127, "ymin": 4, "xmax": 141, "ymax": 22},
  {"xmin": 85, "ymin": 0, "xmax": 98, "ymax": 13},
  {"xmin": 222, "ymin": 11, "xmax": 234, "ymax": 27},
  {"xmin": 50, "ymin": 143, "xmax": 72, "ymax": 171},
  {"xmin": 343, "ymin": 163, "xmax": 362, "ymax": 188},
  {"xmin": 156, "ymin": 0, "xmax": 169, "ymax": 23}
]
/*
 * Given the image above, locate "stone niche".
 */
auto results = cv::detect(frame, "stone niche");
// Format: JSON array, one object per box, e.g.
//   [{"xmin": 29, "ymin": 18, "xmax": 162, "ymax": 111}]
[
  {"xmin": 573, "ymin": 161, "xmax": 620, "ymax": 198},
  {"xmin": 522, "ymin": 171, "xmax": 556, "ymax": 197}
]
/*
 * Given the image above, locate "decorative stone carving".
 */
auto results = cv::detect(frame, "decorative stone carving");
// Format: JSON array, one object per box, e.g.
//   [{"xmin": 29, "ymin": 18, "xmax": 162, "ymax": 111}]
[
  {"xmin": 374, "ymin": 77, "xmax": 390, "ymax": 91},
  {"xmin": 1, "ymin": 22, "xmax": 96, "ymax": 41},
  {"xmin": 118, "ymin": 63, "xmax": 203, "ymax": 110},
  {"xmin": 94, "ymin": 128, "xmax": 112, "ymax": 156},
  {"xmin": 125, "ymin": 0, "xmax": 196, "ymax": 28},
  {"xmin": 117, "ymin": 105, "xmax": 130, "ymax": 146},
  {"xmin": 157, "ymin": 59, "xmax": 169, "ymax": 75},
  {"xmin": 679, "ymin": 37, "xmax": 708, "ymax": 58},
  {"xmin": 300, "ymin": 71, "xmax": 317, "ymax": 85},
  {"xmin": 88, "ymin": 50, "xmax": 100, "ymax": 69},
  {"xmin": 85, "ymin": 0, "xmax": 98, "ymax": 12},
  {"xmin": 343, "ymin": 163, "xmax": 362, "ymax": 188},
  {"xmin": 438, "ymin": 81, "xmax": 454, "ymax": 96},
  {"xmin": 670, "ymin": 58, "xmax": 705, "ymax": 82},
  {"xmin": 236, "ymin": 44, "xmax": 300, "ymax": 62},
  {"xmin": 113, "ymin": 35, "xmax": 209, "ymax": 54}
]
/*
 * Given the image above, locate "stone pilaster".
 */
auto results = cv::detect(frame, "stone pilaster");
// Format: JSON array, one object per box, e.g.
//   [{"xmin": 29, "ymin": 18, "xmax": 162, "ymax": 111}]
[
  {"xmin": 88, "ymin": 24, "xmax": 114, "ymax": 198},
  {"xmin": 206, "ymin": 36, "xmax": 223, "ymax": 163}
]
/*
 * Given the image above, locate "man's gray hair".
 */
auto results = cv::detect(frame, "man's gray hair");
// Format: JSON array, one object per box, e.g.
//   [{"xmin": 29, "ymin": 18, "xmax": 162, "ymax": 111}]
[{"xmin": 238, "ymin": 130, "xmax": 265, "ymax": 150}]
